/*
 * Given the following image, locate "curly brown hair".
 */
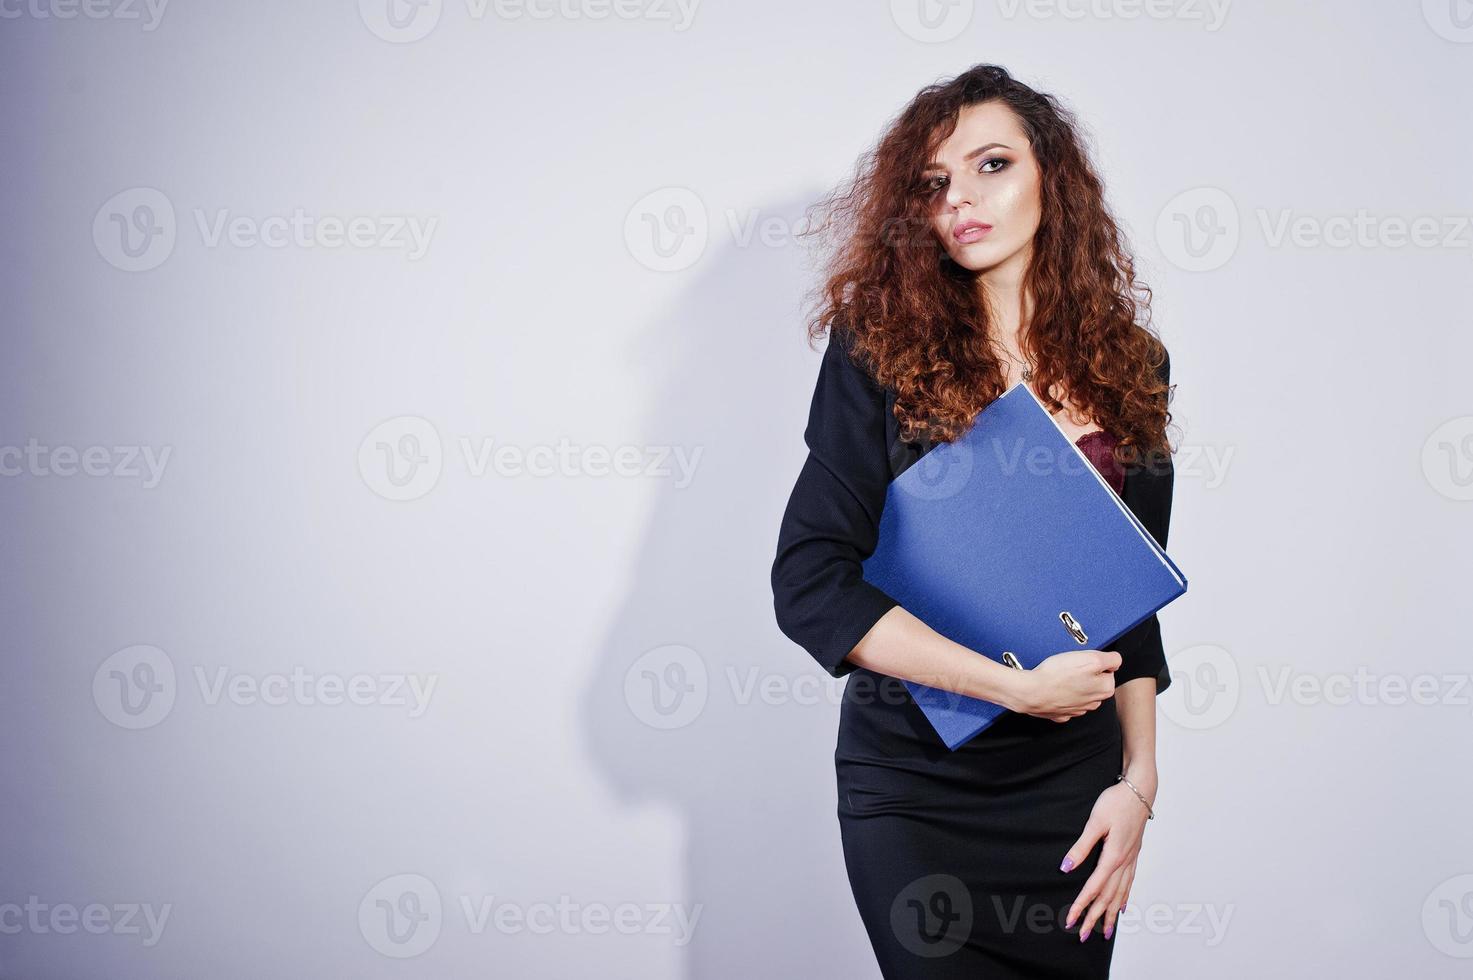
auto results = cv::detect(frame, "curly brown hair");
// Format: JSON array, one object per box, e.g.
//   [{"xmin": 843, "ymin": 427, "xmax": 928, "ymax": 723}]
[{"xmin": 801, "ymin": 63, "xmax": 1174, "ymax": 467}]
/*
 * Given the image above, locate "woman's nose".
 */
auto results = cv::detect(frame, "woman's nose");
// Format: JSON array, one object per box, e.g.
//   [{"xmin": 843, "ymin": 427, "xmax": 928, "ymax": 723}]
[{"xmin": 945, "ymin": 176, "xmax": 977, "ymax": 210}]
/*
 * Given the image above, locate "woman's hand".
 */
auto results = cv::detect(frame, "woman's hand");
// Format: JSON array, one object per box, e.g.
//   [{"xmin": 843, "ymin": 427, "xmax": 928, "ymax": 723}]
[
  {"xmin": 1058, "ymin": 770, "xmax": 1158, "ymax": 942},
  {"xmin": 1010, "ymin": 649, "xmax": 1120, "ymax": 722}
]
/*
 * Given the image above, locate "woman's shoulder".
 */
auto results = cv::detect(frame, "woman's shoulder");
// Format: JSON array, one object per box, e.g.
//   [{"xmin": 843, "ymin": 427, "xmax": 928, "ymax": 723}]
[{"xmin": 823, "ymin": 319, "xmax": 884, "ymax": 385}]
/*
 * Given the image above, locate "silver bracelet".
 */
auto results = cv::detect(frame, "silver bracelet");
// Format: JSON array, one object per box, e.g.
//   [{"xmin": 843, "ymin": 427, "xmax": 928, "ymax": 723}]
[{"xmin": 1117, "ymin": 773, "xmax": 1155, "ymax": 819}]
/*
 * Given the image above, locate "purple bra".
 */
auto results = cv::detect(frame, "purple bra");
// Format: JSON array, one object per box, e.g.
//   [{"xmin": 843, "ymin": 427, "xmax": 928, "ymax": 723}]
[{"xmin": 1075, "ymin": 430, "xmax": 1126, "ymax": 495}]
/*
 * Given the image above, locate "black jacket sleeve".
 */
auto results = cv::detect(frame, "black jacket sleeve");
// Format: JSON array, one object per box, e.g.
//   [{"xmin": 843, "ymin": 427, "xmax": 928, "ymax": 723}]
[
  {"xmin": 770, "ymin": 331, "xmax": 900, "ymax": 677},
  {"xmin": 1107, "ymin": 349, "xmax": 1176, "ymax": 695}
]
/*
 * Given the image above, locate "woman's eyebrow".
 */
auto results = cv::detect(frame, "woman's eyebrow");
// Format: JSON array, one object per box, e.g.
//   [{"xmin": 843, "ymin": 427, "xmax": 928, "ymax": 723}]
[{"xmin": 925, "ymin": 142, "xmax": 1012, "ymax": 170}]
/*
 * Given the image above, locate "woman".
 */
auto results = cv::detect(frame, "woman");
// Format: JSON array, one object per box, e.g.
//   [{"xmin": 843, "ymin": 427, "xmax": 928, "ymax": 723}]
[{"xmin": 770, "ymin": 64, "xmax": 1177, "ymax": 978}]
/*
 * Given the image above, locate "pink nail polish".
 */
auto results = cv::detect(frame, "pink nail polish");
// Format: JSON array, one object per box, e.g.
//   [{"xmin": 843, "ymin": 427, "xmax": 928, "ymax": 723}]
[
  {"xmin": 1059, "ymin": 856, "xmax": 1075, "ymax": 872},
  {"xmin": 1104, "ymin": 924, "xmax": 1114, "ymax": 940},
  {"xmin": 1079, "ymin": 928, "xmax": 1090, "ymax": 942}
]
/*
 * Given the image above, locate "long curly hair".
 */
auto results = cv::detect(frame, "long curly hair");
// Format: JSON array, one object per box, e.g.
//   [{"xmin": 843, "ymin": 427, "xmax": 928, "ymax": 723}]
[{"xmin": 802, "ymin": 64, "xmax": 1174, "ymax": 466}]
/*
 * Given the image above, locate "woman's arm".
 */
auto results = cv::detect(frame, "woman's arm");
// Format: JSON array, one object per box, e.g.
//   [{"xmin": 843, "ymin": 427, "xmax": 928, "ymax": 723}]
[
  {"xmin": 1108, "ymin": 347, "xmax": 1177, "ymax": 696},
  {"xmin": 770, "ymin": 328, "xmax": 907, "ymax": 677},
  {"xmin": 1114, "ymin": 676, "xmax": 1159, "ymax": 795},
  {"xmin": 1091, "ymin": 347, "xmax": 1174, "ymax": 844},
  {"xmin": 848, "ymin": 606, "xmax": 1123, "ymax": 719},
  {"xmin": 1062, "ymin": 346, "xmax": 1176, "ymax": 942},
  {"xmin": 847, "ymin": 605, "xmax": 1031, "ymax": 712}
]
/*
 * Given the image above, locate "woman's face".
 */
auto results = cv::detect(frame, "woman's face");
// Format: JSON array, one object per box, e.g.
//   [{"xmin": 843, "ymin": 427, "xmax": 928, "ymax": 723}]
[{"xmin": 924, "ymin": 101, "xmax": 1043, "ymax": 279}]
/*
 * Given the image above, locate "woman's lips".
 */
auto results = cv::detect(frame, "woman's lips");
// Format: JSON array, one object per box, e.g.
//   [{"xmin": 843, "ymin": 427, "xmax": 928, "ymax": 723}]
[{"xmin": 954, "ymin": 221, "xmax": 993, "ymax": 244}]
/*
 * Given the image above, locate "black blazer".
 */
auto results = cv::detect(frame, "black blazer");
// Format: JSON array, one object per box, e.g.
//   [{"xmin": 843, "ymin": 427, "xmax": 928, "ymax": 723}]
[{"xmin": 770, "ymin": 328, "xmax": 1175, "ymax": 694}]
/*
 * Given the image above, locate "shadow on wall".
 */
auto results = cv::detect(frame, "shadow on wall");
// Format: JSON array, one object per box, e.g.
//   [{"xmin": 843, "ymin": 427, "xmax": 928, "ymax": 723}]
[{"xmin": 580, "ymin": 189, "xmax": 883, "ymax": 979}]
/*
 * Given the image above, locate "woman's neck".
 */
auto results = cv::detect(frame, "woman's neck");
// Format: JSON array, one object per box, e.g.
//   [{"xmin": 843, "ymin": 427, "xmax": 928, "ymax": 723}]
[{"xmin": 977, "ymin": 268, "xmax": 1032, "ymax": 352}]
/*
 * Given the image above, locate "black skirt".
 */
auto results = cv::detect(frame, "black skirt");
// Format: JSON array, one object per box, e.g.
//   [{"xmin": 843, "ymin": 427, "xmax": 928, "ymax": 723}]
[{"xmin": 834, "ymin": 669, "xmax": 1123, "ymax": 978}]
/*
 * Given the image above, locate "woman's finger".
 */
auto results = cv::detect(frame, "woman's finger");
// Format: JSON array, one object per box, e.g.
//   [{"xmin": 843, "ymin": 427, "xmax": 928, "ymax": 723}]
[
  {"xmin": 1065, "ymin": 841, "xmax": 1123, "ymax": 934},
  {"xmin": 1100, "ymin": 861, "xmax": 1135, "ymax": 940},
  {"xmin": 1078, "ymin": 864, "xmax": 1125, "ymax": 941}
]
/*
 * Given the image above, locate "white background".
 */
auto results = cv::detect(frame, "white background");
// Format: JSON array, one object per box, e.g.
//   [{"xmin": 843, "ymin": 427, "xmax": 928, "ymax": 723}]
[{"xmin": 2, "ymin": 1, "xmax": 1472, "ymax": 977}]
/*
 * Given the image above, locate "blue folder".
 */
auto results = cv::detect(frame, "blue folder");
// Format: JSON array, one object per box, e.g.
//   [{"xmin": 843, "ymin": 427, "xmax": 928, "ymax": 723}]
[{"xmin": 860, "ymin": 381, "xmax": 1187, "ymax": 750}]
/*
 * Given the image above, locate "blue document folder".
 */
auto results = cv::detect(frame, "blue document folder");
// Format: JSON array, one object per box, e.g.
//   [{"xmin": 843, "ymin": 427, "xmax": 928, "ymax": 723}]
[{"xmin": 860, "ymin": 381, "xmax": 1187, "ymax": 750}]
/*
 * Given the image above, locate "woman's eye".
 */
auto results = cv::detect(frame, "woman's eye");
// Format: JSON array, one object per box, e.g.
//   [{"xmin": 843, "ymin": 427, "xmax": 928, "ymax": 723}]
[{"xmin": 924, "ymin": 158, "xmax": 1007, "ymax": 192}]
